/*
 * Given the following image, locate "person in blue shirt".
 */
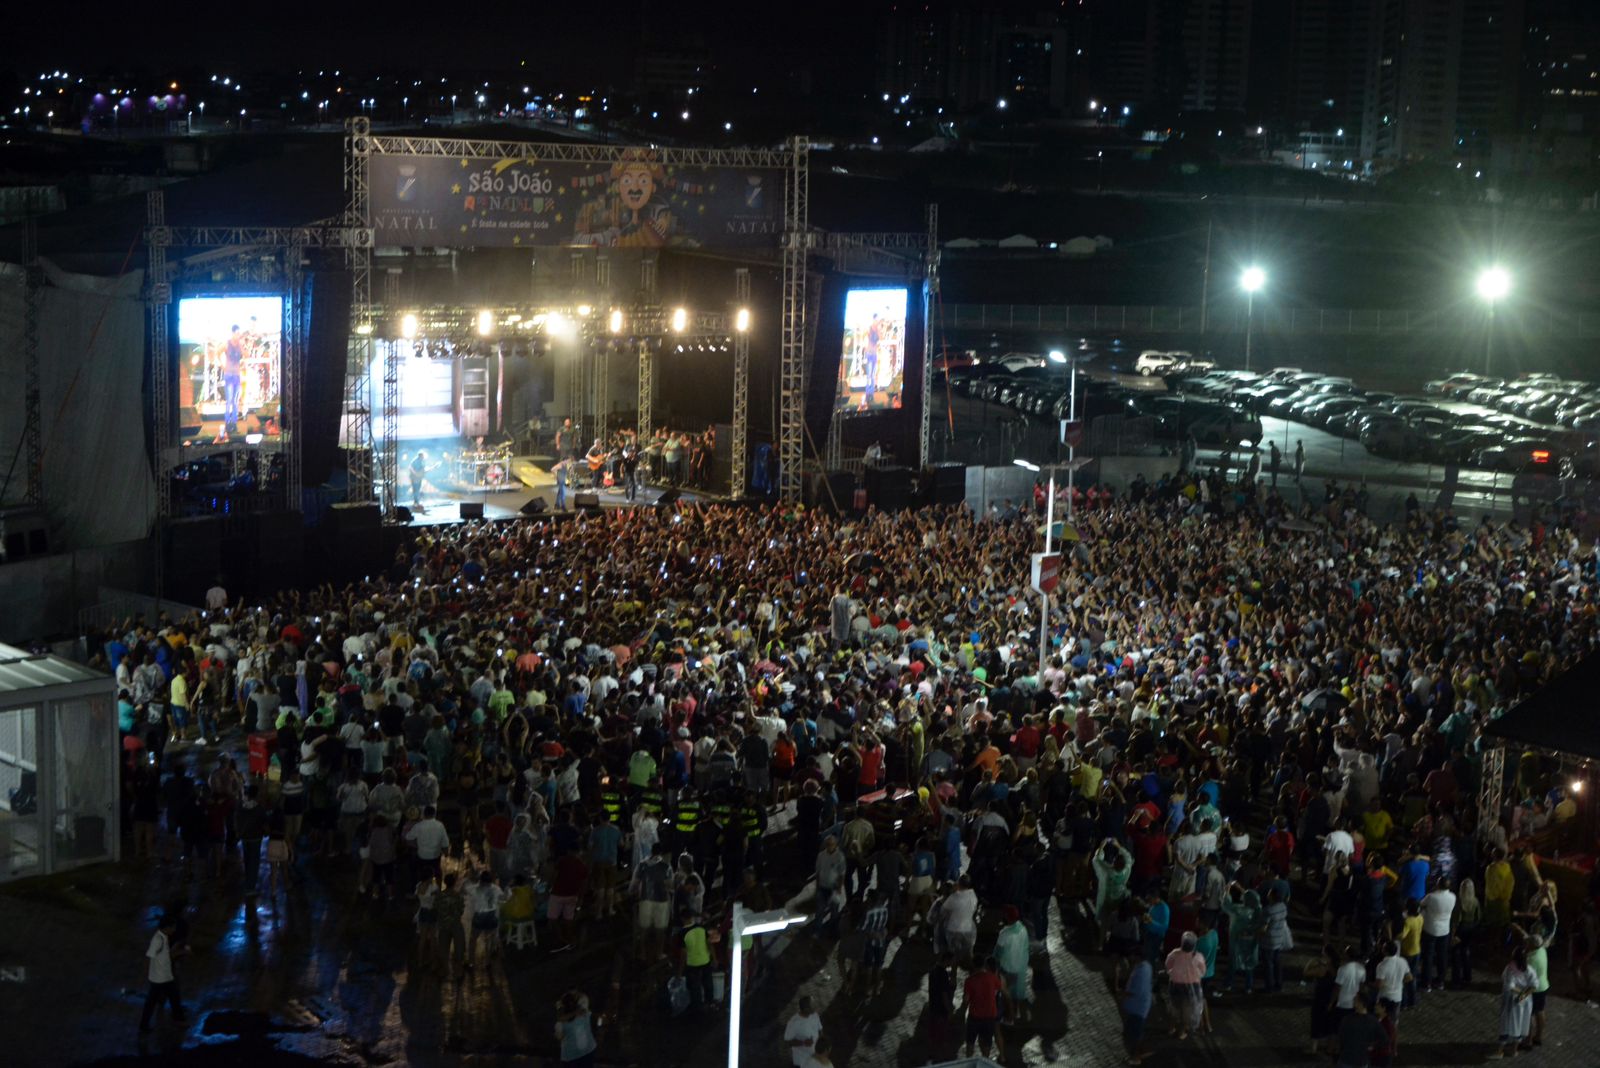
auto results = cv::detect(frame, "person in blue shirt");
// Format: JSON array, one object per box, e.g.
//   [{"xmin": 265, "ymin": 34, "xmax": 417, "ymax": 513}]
[
  {"xmin": 1121, "ymin": 947, "xmax": 1154, "ymax": 1063},
  {"xmin": 941, "ymin": 813, "xmax": 963, "ymax": 882},
  {"xmin": 1398, "ymin": 847, "xmax": 1432, "ymax": 903},
  {"xmin": 562, "ymin": 682, "xmax": 587, "ymax": 721},
  {"xmin": 1141, "ymin": 891, "xmax": 1171, "ymax": 963}
]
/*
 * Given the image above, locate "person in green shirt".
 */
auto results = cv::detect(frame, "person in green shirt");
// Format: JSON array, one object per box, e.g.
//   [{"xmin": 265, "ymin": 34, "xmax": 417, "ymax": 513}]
[
  {"xmin": 488, "ymin": 684, "xmax": 515, "ymax": 722},
  {"xmin": 1525, "ymin": 931, "xmax": 1550, "ymax": 1048},
  {"xmin": 628, "ymin": 747, "xmax": 658, "ymax": 790},
  {"xmin": 678, "ymin": 910, "xmax": 716, "ymax": 1008}
]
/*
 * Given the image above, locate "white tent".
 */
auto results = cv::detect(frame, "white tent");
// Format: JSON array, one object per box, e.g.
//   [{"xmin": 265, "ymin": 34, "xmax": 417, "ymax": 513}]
[
  {"xmin": 0, "ymin": 642, "xmax": 117, "ymax": 881},
  {"xmin": 997, "ymin": 234, "xmax": 1038, "ymax": 248}
]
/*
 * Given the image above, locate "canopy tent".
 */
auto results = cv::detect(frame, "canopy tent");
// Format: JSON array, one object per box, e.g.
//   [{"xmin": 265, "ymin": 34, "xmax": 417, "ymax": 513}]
[
  {"xmin": 1485, "ymin": 652, "xmax": 1600, "ymax": 760},
  {"xmin": 0, "ymin": 641, "xmax": 117, "ymax": 881}
]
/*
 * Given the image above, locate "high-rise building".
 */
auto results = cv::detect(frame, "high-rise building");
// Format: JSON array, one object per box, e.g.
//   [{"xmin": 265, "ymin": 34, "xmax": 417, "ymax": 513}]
[
  {"xmin": 1180, "ymin": 0, "xmax": 1255, "ymax": 112},
  {"xmin": 878, "ymin": 2, "xmax": 1085, "ymax": 114},
  {"xmin": 1281, "ymin": 0, "xmax": 1526, "ymax": 168}
]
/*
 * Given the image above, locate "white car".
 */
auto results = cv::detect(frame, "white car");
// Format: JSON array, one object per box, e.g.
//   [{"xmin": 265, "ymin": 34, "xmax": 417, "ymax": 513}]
[
  {"xmin": 995, "ymin": 352, "xmax": 1044, "ymax": 372},
  {"xmin": 1135, "ymin": 350, "xmax": 1195, "ymax": 375}
]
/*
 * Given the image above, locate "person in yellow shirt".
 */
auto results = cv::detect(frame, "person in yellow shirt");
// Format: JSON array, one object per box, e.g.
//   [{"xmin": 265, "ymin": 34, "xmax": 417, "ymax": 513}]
[
  {"xmin": 1361, "ymin": 797, "xmax": 1394, "ymax": 854},
  {"xmin": 1399, "ymin": 900, "xmax": 1424, "ymax": 1007},
  {"xmin": 1074, "ymin": 760, "xmax": 1103, "ymax": 802},
  {"xmin": 500, "ymin": 875, "xmax": 536, "ymax": 922},
  {"xmin": 1484, "ymin": 849, "xmax": 1515, "ymax": 929}
]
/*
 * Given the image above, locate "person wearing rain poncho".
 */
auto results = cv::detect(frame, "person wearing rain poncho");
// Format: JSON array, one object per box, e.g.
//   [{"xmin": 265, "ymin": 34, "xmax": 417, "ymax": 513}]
[
  {"xmin": 1220, "ymin": 887, "xmax": 1264, "ymax": 994},
  {"xmin": 1092, "ymin": 838, "xmax": 1133, "ymax": 949}
]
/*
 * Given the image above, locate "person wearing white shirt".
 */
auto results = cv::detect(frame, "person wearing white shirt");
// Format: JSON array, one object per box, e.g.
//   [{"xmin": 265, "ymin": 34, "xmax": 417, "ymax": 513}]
[
  {"xmin": 1420, "ymin": 882, "xmax": 1457, "ymax": 992},
  {"xmin": 783, "ymin": 997, "xmax": 823, "ymax": 1066},
  {"xmin": 138, "ymin": 915, "xmax": 187, "ymax": 1032},
  {"xmin": 406, "ymin": 806, "xmax": 450, "ymax": 877},
  {"xmin": 1373, "ymin": 940, "xmax": 1412, "ymax": 1013},
  {"xmin": 1323, "ymin": 823, "xmax": 1355, "ymax": 875},
  {"xmin": 1331, "ymin": 946, "xmax": 1367, "ymax": 1013},
  {"xmin": 940, "ymin": 877, "xmax": 980, "ymax": 959},
  {"xmin": 467, "ymin": 871, "xmax": 506, "ymax": 970}
]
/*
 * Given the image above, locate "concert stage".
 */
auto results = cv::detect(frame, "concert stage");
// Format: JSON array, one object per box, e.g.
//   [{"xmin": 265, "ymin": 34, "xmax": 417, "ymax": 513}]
[{"xmin": 400, "ymin": 454, "xmax": 710, "ymax": 525}]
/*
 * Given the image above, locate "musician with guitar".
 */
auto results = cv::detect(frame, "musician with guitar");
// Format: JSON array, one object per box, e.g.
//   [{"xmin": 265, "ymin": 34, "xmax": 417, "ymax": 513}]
[
  {"xmin": 585, "ymin": 438, "xmax": 610, "ymax": 490},
  {"xmin": 409, "ymin": 450, "xmax": 429, "ymax": 508}
]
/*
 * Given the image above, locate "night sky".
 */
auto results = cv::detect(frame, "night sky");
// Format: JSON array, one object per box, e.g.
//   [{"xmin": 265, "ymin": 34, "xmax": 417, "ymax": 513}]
[{"xmin": 9, "ymin": 0, "xmax": 882, "ymax": 86}]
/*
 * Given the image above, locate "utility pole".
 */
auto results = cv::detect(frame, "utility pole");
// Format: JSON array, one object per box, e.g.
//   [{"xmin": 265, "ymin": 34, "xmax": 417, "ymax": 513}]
[{"xmin": 1198, "ymin": 216, "xmax": 1213, "ymax": 348}]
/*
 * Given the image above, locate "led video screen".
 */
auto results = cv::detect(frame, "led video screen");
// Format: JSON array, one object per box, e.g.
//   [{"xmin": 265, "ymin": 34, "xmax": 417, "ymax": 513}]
[
  {"xmin": 177, "ymin": 295, "xmax": 284, "ymax": 442},
  {"xmin": 835, "ymin": 288, "xmax": 907, "ymax": 413}
]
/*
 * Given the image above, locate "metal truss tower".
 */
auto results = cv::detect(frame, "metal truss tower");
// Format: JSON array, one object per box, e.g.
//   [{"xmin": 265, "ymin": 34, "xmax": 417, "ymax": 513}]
[
  {"xmin": 343, "ymin": 117, "xmax": 378, "ymax": 510},
  {"xmin": 920, "ymin": 203, "xmax": 941, "ymax": 468},
  {"xmin": 778, "ymin": 137, "xmax": 810, "ymax": 503},
  {"xmin": 730, "ymin": 267, "xmax": 751, "ymax": 497}
]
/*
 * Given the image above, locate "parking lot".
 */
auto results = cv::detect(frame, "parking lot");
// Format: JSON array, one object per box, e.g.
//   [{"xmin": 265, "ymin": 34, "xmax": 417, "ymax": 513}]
[{"xmin": 939, "ymin": 357, "xmax": 1600, "ymax": 518}]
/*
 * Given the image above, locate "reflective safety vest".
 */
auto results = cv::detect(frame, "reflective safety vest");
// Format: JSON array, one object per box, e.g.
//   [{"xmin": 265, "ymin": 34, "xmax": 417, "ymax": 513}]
[
  {"xmin": 674, "ymin": 798, "xmax": 700, "ymax": 834},
  {"xmin": 600, "ymin": 789, "xmax": 624, "ymax": 824},
  {"xmin": 741, "ymin": 803, "xmax": 763, "ymax": 841},
  {"xmin": 638, "ymin": 786, "xmax": 665, "ymax": 816},
  {"xmin": 710, "ymin": 801, "xmax": 737, "ymax": 830}
]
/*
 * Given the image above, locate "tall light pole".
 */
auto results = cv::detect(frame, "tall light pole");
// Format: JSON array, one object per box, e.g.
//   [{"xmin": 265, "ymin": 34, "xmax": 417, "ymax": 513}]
[
  {"xmin": 1015, "ymin": 458, "xmax": 1054, "ymax": 678},
  {"xmin": 1476, "ymin": 266, "xmax": 1511, "ymax": 376},
  {"xmin": 1240, "ymin": 266, "xmax": 1265, "ymax": 372},
  {"xmin": 728, "ymin": 905, "xmax": 807, "ymax": 1068}
]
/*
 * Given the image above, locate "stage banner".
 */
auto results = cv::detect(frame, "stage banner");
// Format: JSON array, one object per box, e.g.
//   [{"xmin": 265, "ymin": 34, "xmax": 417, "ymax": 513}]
[{"xmin": 371, "ymin": 148, "xmax": 783, "ymax": 248}]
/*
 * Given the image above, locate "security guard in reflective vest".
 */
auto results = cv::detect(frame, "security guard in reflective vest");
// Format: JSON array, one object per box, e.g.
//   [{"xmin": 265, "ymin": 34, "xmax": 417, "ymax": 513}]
[
  {"xmin": 600, "ymin": 782, "xmax": 627, "ymax": 829},
  {"xmin": 672, "ymin": 789, "xmax": 701, "ymax": 855},
  {"xmin": 740, "ymin": 789, "xmax": 768, "ymax": 877}
]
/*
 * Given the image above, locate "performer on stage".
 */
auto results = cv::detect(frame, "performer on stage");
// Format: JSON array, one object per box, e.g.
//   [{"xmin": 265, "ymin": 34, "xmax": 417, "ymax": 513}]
[
  {"xmin": 554, "ymin": 418, "xmax": 576, "ymax": 461},
  {"xmin": 858, "ymin": 312, "xmax": 881, "ymax": 410},
  {"xmin": 620, "ymin": 433, "xmax": 640, "ymax": 502},
  {"xmin": 222, "ymin": 324, "xmax": 245, "ymax": 437},
  {"xmin": 585, "ymin": 438, "xmax": 608, "ymax": 490},
  {"xmin": 552, "ymin": 457, "xmax": 569, "ymax": 511},
  {"xmin": 409, "ymin": 450, "xmax": 428, "ymax": 507}
]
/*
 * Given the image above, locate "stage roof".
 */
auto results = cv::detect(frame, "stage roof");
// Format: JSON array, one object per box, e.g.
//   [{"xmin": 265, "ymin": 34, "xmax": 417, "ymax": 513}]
[{"xmin": 1485, "ymin": 652, "xmax": 1600, "ymax": 760}]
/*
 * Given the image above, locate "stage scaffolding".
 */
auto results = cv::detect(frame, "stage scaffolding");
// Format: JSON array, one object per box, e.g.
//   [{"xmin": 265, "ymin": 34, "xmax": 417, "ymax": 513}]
[{"xmin": 138, "ymin": 133, "xmax": 941, "ymax": 527}]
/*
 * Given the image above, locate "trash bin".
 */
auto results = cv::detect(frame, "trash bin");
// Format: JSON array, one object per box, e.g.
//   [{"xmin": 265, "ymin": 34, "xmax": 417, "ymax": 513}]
[{"xmin": 248, "ymin": 731, "xmax": 278, "ymax": 776}]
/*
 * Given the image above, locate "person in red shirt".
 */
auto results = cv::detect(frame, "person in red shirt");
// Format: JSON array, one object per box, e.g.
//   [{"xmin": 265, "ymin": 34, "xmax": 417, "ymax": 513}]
[
  {"xmin": 1011, "ymin": 716, "xmax": 1042, "ymax": 771},
  {"xmin": 484, "ymin": 802, "xmax": 514, "ymax": 876},
  {"xmin": 1264, "ymin": 820, "xmax": 1296, "ymax": 878},
  {"xmin": 1129, "ymin": 821, "xmax": 1168, "ymax": 893},
  {"xmin": 548, "ymin": 850, "xmax": 589, "ymax": 950},
  {"xmin": 858, "ymin": 734, "xmax": 885, "ymax": 792},
  {"xmin": 961, "ymin": 957, "xmax": 1008, "ymax": 1060}
]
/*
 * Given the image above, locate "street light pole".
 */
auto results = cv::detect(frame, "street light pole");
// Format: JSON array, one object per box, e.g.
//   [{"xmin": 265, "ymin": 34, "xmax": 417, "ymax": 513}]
[
  {"xmin": 1245, "ymin": 290, "xmax": 1255, "ymax": 373},
  {"xmin": 1484, "ymin": 303, "xmax": 1495, "ymax": 376},
  {"xmin": 728, "ymin": 905, "xmax": 807, "ymax": 1068}
]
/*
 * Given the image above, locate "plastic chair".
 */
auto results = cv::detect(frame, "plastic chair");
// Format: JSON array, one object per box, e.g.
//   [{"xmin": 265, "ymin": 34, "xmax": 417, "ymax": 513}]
[{"xmin": 502, "ymin": 919, "xmax": 538, "ymax": 950}]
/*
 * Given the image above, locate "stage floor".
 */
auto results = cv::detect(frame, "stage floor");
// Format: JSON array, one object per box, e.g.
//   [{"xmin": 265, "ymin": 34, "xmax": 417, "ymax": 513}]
[{"xmin": 401, "ymin": 459, "xmax": 711, "ymax": 525}]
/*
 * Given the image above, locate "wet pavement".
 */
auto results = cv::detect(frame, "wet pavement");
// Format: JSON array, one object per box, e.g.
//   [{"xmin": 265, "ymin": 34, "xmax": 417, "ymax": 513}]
[{"xmin": 4, "ymin": 739, "xmax": 1598, "ymax": 1068}]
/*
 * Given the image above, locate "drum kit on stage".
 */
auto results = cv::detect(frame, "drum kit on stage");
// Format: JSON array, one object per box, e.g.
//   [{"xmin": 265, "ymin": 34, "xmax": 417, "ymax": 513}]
[{"xmin": 453, "ymin": 443, "xmax": 513, "ymax": 490}]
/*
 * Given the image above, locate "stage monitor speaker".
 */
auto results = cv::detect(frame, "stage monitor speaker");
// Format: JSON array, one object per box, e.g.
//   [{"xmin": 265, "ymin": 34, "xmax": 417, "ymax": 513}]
[
  {"xmin": 574, "ymin": 492, "xmax": 601, "ymax": 513},
  {"xmin": 519, "ymin": 497, "xmax": 548, "ymax": 516},
  {"xmin": 655, "ymin": 487, "xmax": 683, "ymax": 510},
  {"xmin": 930, "ymin": 462, "xmax": 967, "ymax": 505},
  {"xmin": 865, "ymin": 465, "xmax": 913, "ymax": 512},
  {"xmin": 460, "ymin": 502, "xmax": 485, "ymax": 520},
  {"xmin": 393, "ymin": 505, "xmax": 413, "ymax": 524}
]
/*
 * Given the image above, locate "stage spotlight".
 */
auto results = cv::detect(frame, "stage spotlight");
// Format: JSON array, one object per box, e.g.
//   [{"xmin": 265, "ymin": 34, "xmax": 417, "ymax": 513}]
[
  {"xmin": 400, "ymin": 312, "xmax": 418, "ymax": 339},
  {"xmin": 671, "ymin": 306, "xmax": 688, "ymax": 333},
  {"xmin": 609, "ymin": 308, "xmax": 624, "ymax": 335},
  {"xmin": 355, "ymin": 322, "xmax": 373, "ymax": 336},
  {"xmin": 477, "ymin": 309, "xmax": 494, "ymax": 336},
  {"xmin": 546, "ymin": 311, "xmax": 575, "ymax": 340},
  {"xmin": 735, "ymin": 307, "xmax": 751, "ymax": 333},
  {"xmin": 577, "ymin": 303, "xmax": 593, "ymax": 318}
]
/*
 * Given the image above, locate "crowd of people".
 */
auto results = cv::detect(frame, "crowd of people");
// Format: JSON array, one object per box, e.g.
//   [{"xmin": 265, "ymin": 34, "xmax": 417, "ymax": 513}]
[{"xmin": 104, "ymin": 471, "xmax": 1600, "ymax": 1065}]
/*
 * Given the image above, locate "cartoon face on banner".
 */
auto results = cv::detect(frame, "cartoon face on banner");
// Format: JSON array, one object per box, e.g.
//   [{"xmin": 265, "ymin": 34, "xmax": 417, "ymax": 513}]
[{"xmin": 575, "ymin": 149, "xmax": 675, "ymax": 248}]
